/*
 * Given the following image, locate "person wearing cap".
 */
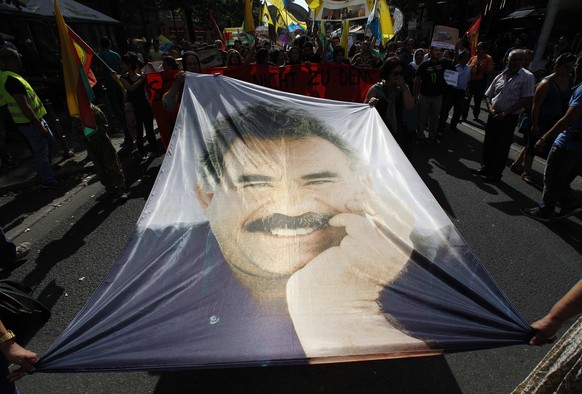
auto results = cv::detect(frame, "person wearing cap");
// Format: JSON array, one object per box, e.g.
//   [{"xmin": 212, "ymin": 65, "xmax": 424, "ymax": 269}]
[{"xmin": 0, "ymin": 48, "xmax": 64, "ymax": 188}]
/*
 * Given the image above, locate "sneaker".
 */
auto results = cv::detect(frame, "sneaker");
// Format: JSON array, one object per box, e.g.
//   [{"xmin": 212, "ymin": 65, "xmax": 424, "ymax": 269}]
[
  {"xmin": 555, "ymin": 205, "xmax": 582, "ymax": 219},
  {"xmin": 521, "ymin": 206, "xmax": 554, "ymax": 222},
  {"xmin": 62, "ymin": 150, "xmax": 76, "ymax": 159},
  {"xmin": 115, "ymin": 191, "xmax": 129, "ymax": 201},
  {"xmin": 15, "ymin": 242, "xmax": 31, "ymax": 262},
  {"xmin": 471, "ymin": 168, "xmax": 489, "ymax": 176},
  {"xmin": 41, "ymin": 180, "xmax": 67, "ymax": 189}
]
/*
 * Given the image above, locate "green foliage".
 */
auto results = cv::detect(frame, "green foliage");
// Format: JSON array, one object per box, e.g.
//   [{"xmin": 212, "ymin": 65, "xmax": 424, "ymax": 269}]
[{"xmin": 156, "ymin": 0, "xmax": 246, "ymax": 30}]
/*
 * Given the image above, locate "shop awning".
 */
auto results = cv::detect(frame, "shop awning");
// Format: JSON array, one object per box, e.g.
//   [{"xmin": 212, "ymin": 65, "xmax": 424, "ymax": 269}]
[{"xmin": 0, "ymin": 0, "xmax": 120, "ymax": 24}]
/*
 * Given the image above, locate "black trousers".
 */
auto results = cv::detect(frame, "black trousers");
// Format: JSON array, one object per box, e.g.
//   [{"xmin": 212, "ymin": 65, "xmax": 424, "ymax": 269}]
[
  {"xmin": 463, "ymin": 79, "xmax": 487, "ymax": 119},
  {"xmin": 482, "ymin": 114, "xmax": 519, "ymax": 177}
]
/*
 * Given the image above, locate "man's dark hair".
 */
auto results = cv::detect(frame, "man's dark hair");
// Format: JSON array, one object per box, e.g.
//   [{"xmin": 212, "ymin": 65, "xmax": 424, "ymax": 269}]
[
  {"xmin": 100, "ymin": 37, "xmax": 111, "ymax": 49},
  {"xmin": 199, "ymin": 105, "xmax": 360, "ymax": 190}
]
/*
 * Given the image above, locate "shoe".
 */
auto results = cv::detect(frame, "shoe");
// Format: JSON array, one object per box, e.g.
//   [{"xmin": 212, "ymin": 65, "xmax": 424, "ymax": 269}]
[
  {"xmin": 116, "ymin": 191, "xmax": 129, "ymax": 201},
  {"xmin": 521, "ymin": 206, "xmax": 554, "ymax": 222},
  {"xmin": 510, "ymin": 163, "xmax": 524, "ymax": 174},
  {"xmin": 41, "ymin": 180, "xmax": 67, "ymax": 189},
  {"xmin": 415, "ymin": 137, "xmax": 427, "ymax": 145},
  {"xmin": 521, "ymin": 172, "xmax": 535, "ymax": 185},
  {"xmin": 15, "ymin": 242, "xmax": 31, "ymax": 262},
  {"xmin": 555, "ymin": 205, "xmax": 582, "ymax": 219},
  {"xmin": 471, "ymin": 168, "xmax": 489, "ymax": 176},
  {"xmin": 428, "ymin": 137, "xmax": 440, "ymax": 146},
  {"xmin": 97, "ymin": 190, "xmax": 116, "ymax": 201},
  {"xmin": 62, "ymin": 150, "xmax": 76, "ymax": 159}
]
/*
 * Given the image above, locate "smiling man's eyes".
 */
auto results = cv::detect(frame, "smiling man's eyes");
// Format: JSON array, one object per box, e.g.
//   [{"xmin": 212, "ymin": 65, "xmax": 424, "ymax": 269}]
[
  {"xmin": 304, "ymin": 179, "xmax": 335, "ymax": 186},
  {"xmin": 242, "ymin": 182, "xmax": 273, "ymax": 188}
]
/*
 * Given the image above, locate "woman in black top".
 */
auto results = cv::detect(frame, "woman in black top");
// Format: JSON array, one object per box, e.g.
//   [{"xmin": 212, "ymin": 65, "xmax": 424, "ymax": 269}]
[{"xmin": 120, "ymin": 53, "xmax": 158, "ymax": 158}]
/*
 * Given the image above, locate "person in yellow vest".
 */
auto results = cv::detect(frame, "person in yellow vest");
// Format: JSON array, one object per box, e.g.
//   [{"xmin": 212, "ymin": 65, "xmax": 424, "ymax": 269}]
[{"xmin": 0, "ymin": 48, "xmax": 64, "ymax": 188}]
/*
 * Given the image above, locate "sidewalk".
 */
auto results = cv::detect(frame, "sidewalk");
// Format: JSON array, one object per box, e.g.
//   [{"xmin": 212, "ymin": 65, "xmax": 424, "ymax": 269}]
[
  {"xmin": 0, "ymin": 126, "xmax": 127, "ymax": 196},
  {"xmin": 0, "ymin": 104, "xmax": 537, "ymax": 196}
]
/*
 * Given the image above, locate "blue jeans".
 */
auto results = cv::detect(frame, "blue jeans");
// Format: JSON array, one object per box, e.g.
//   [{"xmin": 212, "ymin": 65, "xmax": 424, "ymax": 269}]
[
  {"xmin": 541, "ymin": 145, "xmax": 582, "ymax": 210},
  {"xmin": 17, "ymin": 119, "xmax": 56, "ymax": 184}
]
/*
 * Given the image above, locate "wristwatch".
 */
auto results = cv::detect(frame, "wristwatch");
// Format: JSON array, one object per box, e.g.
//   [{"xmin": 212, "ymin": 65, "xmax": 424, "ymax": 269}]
[{"xmin": 0, "ymin": 330, "xmax": 15, "ymax": 345}]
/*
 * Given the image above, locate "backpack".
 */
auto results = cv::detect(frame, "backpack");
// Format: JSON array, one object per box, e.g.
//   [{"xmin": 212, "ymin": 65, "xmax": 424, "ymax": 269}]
[{"xmin": 0, "ymin": 280, "xmax": 51, "ymax": 346}]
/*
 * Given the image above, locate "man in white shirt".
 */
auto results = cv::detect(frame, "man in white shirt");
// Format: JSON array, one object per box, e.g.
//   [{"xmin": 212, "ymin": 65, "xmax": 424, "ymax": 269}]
[{"xmin": 472, "ymin": 49, "xmax": 535, "ymax": 182}]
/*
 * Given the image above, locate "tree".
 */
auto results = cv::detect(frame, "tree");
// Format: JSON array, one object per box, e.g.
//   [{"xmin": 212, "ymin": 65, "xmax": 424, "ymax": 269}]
[{"xmin": 156, "ymin": 0, "xmax": 253, "ymax": 41}]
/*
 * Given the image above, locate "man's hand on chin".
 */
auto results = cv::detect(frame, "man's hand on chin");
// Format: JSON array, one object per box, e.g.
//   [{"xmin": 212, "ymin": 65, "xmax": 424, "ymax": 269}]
[{"xmin": 286, "ymin": 194, "xmax": 427, "ymax": 357}]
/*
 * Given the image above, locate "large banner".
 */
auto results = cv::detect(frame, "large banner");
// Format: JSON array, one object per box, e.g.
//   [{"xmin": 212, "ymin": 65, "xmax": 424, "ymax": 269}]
[
  {"xmin": 37, "ymin": 74, "xmax": 531, "ymax": 372},
  {"xmin": 315, "ymin": 0, "xmax": 374, "ymax": 21},
  {"xmin": 208, "ymin": 64, "xmax": 380, "ymax": 102}
]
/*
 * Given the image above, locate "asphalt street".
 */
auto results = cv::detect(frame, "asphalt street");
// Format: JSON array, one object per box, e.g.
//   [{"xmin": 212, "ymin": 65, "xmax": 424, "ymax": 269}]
[{"xmin": 1, "ymin": 117, "xmax": 581, "ymax": 394}]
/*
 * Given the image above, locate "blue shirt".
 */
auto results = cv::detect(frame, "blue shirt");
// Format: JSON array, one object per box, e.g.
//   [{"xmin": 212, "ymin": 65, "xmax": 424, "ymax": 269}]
[
  {"xmin": 554, "ymin": 83, "xmax": 582, "ymax": 151},
  {"xmin": 455, "ymin": 64, "xmax": 471, "ymax": 90}
]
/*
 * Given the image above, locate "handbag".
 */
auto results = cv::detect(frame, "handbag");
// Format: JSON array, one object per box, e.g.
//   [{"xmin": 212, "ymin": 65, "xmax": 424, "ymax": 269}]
[{"xmin": 0, "ymin": 280, "xmax": 51, "ymax": 345}]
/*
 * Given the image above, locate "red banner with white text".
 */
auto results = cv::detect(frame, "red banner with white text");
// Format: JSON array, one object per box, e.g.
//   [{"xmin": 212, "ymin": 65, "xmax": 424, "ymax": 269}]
[{"xmin": 207, "ymin": 64, "xmax": 380, "ymax": 103}]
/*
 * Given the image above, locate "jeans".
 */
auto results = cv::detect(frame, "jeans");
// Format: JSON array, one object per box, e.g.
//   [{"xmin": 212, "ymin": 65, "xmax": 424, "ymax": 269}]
[
  {"xmin": 17, "ymin": 119, "xmax": 56, "ymax": 184},
  {"xmin": 439, "ymin": 88, "xmax": 466, "ymax": 131},
  {"xmin": 541, "ymin": 145, "xmax": 582, "ymax": 210},
  {"xmin": 482, "ymin": 114, "xmax": 519, "ymax": 177},
  {"xmin": 417, "ymin": 94, "xmax": 443, "ymax": 139}
]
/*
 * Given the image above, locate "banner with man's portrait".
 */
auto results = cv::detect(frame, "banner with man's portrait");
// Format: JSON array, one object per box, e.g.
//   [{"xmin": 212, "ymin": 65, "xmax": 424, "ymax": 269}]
[{"xmin": 37, "ymin": 74, "xmax": 531, "ymax": 372}]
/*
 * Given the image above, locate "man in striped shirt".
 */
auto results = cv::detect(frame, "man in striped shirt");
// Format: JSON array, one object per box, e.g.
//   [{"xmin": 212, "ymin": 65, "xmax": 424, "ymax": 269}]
[{"xmin": 472, "ymin": 49, "xmax": 535, "ymax": 181}]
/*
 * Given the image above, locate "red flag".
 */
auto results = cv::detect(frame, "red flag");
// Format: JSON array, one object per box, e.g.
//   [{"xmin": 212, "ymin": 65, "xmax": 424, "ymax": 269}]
[
  {"xmin": 209, "ymin": 10, "xmax": 225, "ymax": 48},
  {"xmin": 466, "ymin": 14, "xmax": 482, "ymax": 57},
  {"xmin": 54, "ymin": 0, "xmax": 96, "ymax": 135}
]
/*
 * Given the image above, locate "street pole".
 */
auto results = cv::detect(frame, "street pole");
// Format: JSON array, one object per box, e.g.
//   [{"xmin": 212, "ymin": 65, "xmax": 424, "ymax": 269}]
[{"xmin": 531, "ymin": 0, "xmax": 561, "ymax": 73}]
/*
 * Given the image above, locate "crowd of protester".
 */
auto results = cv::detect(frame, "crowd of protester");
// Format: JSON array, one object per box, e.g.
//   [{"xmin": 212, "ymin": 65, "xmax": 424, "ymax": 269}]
[{"xmin": 1, "ymin": 25, "xmax": 582, "ymax": 392}]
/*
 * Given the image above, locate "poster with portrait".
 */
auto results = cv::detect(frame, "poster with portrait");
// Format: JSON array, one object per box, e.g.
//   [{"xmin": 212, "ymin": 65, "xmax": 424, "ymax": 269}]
[
  {"xmin": 37, "ymin": 74, "xmax": 531, "ymax": 372},
  {"xmin": 431, "ymin": 25, "xmax": 459, "ymax": 50},
  {"xmin": 315, "ymin": 0, "xmax": 373, "ymax": 22}
]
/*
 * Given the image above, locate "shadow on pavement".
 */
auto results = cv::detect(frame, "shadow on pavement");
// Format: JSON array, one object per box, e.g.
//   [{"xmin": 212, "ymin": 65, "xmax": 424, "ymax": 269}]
[{"xmin": 152, "ymin": 356, "xmax": 461, "ymax": 394}]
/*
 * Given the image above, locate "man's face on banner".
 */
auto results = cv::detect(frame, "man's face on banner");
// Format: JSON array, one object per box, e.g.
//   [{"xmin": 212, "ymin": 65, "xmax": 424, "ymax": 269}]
[{"xmin": 200, "ymin": 136, "xmax": 370, "ymax": 278}]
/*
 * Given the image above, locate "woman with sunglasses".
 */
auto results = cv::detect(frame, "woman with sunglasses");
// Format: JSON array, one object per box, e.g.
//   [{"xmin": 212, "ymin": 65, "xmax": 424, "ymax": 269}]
[{"xmin": 365, "ymin": 56, "xmax": 416, "ymax": 158}]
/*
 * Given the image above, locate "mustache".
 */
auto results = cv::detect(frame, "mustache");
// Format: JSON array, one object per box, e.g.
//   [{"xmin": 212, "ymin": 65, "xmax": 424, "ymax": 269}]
[{"xmin": 245, "ymin": 212, "xmax": 335, "ymax": 233}]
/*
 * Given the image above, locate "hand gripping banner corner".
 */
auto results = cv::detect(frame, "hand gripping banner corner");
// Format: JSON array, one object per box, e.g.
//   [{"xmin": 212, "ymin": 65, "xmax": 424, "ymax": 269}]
[{"xmin": 37, "ymin": 74, "xmax": 532, "ymax": 372}]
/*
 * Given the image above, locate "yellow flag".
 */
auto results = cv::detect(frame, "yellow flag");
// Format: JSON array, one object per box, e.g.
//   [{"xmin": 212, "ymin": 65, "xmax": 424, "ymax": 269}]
[
  {"xmin": 379, "ymin": 0, "xmax": 394, "ymax": 43},
  {"xmin": 244, "ymin": 0, "xmax": 255, "ymax": 34},
  {"xmin": 267, "ymin": 0, "xmax": 307, "ymax": 31},
  {"xmin": 262, "ymin": 2, "xmax": 274, "ymax": 26},
  {"xmin": 340, "ymin": 20, "xmax": 349, "ymax": 54}
]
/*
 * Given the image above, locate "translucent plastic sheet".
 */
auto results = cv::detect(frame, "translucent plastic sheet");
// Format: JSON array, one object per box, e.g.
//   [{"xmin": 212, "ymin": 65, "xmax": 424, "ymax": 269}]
[{"xmin": 37, "ymin": 74, "xmax": 531, "ymax": 372}]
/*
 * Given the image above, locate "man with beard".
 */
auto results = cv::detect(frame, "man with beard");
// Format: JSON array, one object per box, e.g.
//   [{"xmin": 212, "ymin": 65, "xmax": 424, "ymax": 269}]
[{"xmin": 193, "ymin": 105, "xmax": 430, "ymax": 357}]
